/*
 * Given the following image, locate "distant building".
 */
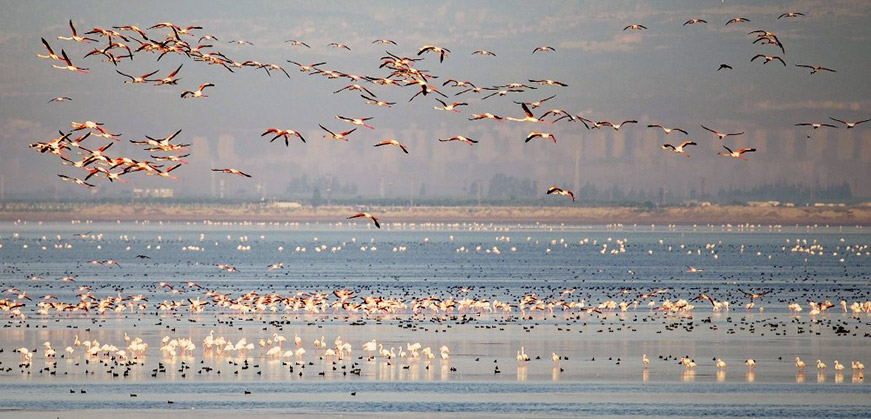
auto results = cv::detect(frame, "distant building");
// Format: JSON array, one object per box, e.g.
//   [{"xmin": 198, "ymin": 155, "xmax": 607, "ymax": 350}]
[
  {"xmin": 270, "ymin": 201, "xmax": 302, "ymax": 209},
  {"xmin": 683, "ymin": 200, "xmax": 712, "ymax": 207},
  {"xmin": 747, "ymin": 201, "xmax": 780, "ymax": 207},
  {"xmin": 132, "ymin": 188, "xmax": 174, "ymax": 198}
]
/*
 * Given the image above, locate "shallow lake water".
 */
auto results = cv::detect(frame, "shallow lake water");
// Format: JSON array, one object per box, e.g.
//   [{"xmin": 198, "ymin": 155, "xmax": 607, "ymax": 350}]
[{"xmin": 0, "ymin": 221, "xmax": 868, "ymax": 417}]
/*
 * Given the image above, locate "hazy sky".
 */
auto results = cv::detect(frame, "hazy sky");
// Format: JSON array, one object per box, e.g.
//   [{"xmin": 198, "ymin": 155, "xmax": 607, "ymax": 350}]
[{"xmin": 1, "ymin": 0, "xmax": 870, "ymax": 200}]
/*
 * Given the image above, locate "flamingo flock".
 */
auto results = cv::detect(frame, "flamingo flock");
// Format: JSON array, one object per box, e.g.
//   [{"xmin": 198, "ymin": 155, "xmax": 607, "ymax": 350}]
[{"xmin": 28, "ymin": 11, "xmax": 868, "ymax": 228}]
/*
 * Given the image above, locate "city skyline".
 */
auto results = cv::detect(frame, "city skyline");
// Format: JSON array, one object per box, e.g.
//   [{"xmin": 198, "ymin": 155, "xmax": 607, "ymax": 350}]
[{"xmin": 1, "ymin": 0, "xmax": 869, "ymax": 200}]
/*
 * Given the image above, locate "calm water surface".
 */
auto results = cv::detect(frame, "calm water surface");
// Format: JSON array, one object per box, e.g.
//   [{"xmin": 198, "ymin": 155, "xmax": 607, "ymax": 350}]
[{"xmin": 0, "ymin": 221, "xmax": 868, "ymax": 417}]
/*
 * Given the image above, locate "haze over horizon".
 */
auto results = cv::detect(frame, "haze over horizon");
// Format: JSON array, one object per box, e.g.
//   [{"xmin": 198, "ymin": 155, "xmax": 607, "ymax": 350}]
[{"xmin": 1, "ymin": 0, "xmax": 869, "ymax": 201}]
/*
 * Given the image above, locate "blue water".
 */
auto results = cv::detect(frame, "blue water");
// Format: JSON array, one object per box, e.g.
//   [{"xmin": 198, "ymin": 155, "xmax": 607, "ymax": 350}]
[
  {"xmin": 1, "ymin": 222, "xmax": 868, "ymax": 305},
  {"xmin": 0, "ymin": 222, "xmax": 869, "ymax": 417},
  {"xmin": 0, "ymin": 382, "xmax": 869, "ymax": 417}
]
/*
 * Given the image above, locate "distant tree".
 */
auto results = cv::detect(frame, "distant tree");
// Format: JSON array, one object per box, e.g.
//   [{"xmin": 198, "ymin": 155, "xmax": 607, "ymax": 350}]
[{"xmin": 487, "ymin": 173, "xmax": 537, "ymax": 200}]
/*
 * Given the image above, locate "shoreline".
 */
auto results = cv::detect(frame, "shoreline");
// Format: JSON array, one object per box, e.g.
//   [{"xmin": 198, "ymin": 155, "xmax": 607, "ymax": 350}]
[{"xmin": 1, "ymin": 203, "xmax": 870, "ymax": 225}]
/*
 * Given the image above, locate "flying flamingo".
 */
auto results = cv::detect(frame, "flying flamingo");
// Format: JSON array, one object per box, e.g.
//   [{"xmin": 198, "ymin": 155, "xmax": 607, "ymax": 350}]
[
  {"xmin": 647, "ymin": 124, "xmax": 688, "ymax": 135},
  {"xmin": 418, "ymin": 45, "xmax": 450, "ymax": 62},
  {"xmin": 180, "ymin": 83, "xmax": 214, "ymax": 98},
  {"xmin": 702, "ymin": 125, "xmax": 744, "ymax": 140},
  {"xmin": 348, "ymin": 212, "xmax": 380, "ymax": 228},
  {"xmin": 262, "ymin": 128, "xmax": 306, "ymax": 146},
  {"xmin": 828, "ymin": 117, "xmax": 870, "ymax": 129},
  {"xmin": 57, "ymin": 174, "xmax": 95, "ymax": 188},
  {"xmin": 51, "ymin": 50, "xmax": 89, "ymax": 73},
  {"xmin": 433, "ymin": 98, "xmax": 468, "ymax": 112},
  {"xmin": 57, "ymin": 20, "xmax": 97, "ymax": 43},
  {"xmin": 37, "ymin": 38, "xmax": 62, "ymax": 61},
  {"xmin": 661, "ymin": 141, "xmax": 697, "ymax": 157},
  {"xmin": 506, "ymin": 103, "xmax": 550, "ymax": 123},
  {"xmin": 211, "ymin": 168, "xmax": 251, "ymax": 178},
  {"xmin": 546, "ymin": 186, "xmax": 575, "ymax": 201},
  {"xmin": 336, "ymin": 115, "xmax": 375, "ymax": 129},
  {"xmin": 795, "ymin": 64, "xmax": 836, "ymax": 74},
  {"xmin": 116, "ymin": 69, "xmax": 160, "ymax": 84},
  {"xmin": 374, "ymin": 139, "xmax": 409, "ymax": 154},
  {"xmin": 153, "ymin": 64, "xmax": 183, "ymax": 86},
  {"xmin": 718, "ymin": 145, "xmax": 756, "ymax": 160},
  {"xmin": 319, "ymin": 125, "xmax": 356, "ymax": 141},
  {"xmin": 439, "ymin": 136, "xmax": 477, "ymax": 145},
  {"xmin": 526, "ymin": 132, "xmax": 556, "ymax": 143}
]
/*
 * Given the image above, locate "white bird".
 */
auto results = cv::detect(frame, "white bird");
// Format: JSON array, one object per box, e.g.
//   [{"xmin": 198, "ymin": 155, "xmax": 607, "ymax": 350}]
[{"xmin": 661, "ymin": 141, "xmax": 696, "ymax": 157}]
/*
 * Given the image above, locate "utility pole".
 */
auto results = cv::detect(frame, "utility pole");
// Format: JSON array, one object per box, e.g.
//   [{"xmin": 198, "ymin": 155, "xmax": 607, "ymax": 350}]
[
  {"xmin": 255, "ymin": 182, "xmax": 265, "ymax": 201},
  {"xmin": 409, "ymin": 180, "xmax": 414, "ymax": 207},
  {"xmin": 573, "ymin": 148, "xmax": 580, "ymax": 194},
  {"xmin": 210, "ymin": 169, "xmax": 216, "ymax": 198},
  {"xmin": 0, "ymin": 174, "xmax": 5, "ymax": 201},
  {"xmin": 327, "ymin": 176, "xmax": 333, "ymax": 206},
  {"xmin": 219, "ymin": 179, "xmax": 225, "ymax": 200},
  {"xmin": 477, "ymin": 180, "xmax": 482, "ymax": 207}
]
